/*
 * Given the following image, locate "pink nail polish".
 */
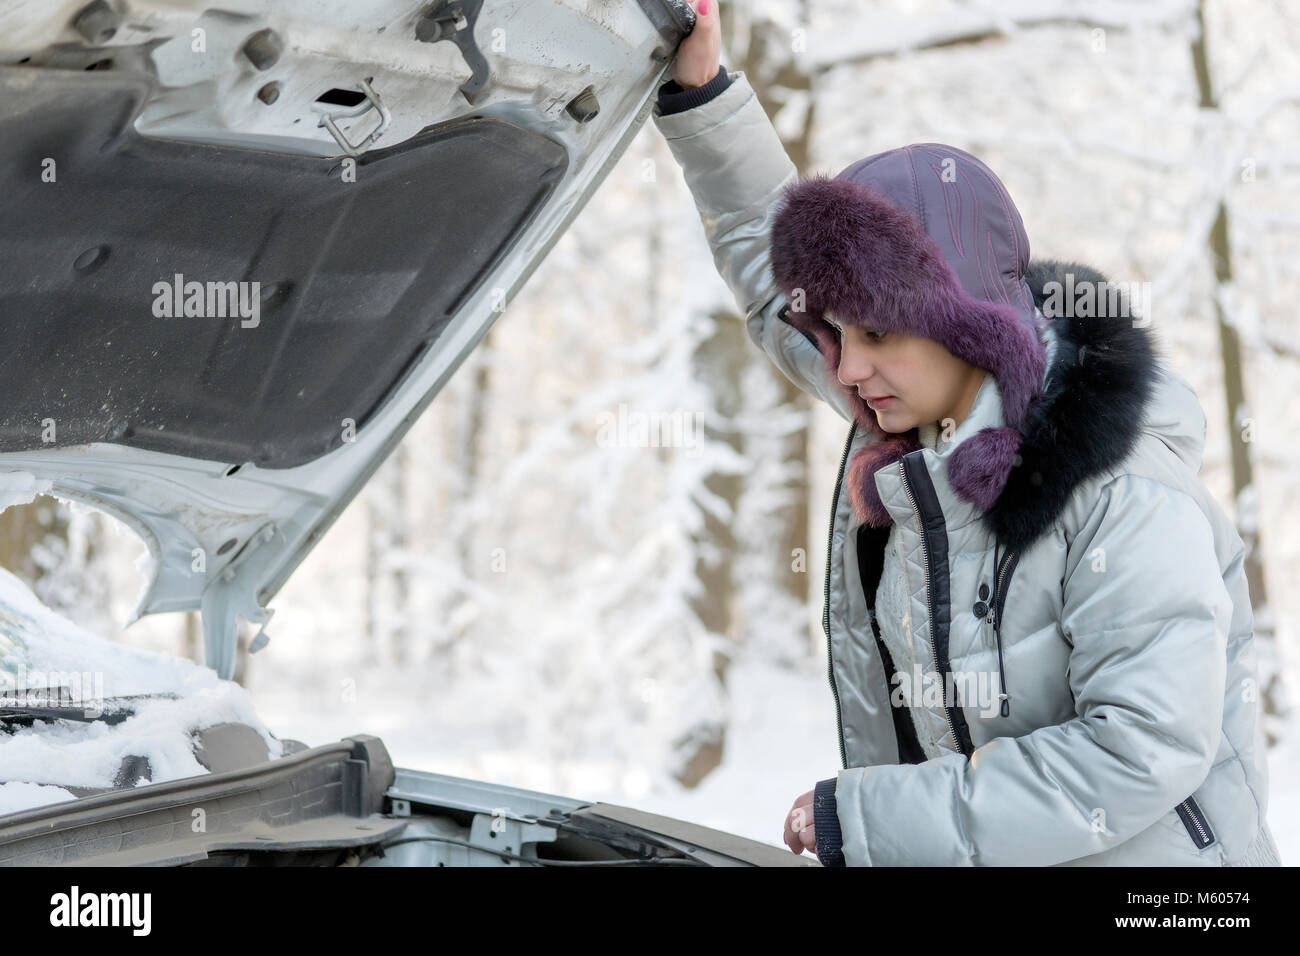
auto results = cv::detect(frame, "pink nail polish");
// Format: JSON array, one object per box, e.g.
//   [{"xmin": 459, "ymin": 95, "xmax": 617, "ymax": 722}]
[{"xmin": 699, "ymin": 0, "xmax": 709, "ymax": 15}]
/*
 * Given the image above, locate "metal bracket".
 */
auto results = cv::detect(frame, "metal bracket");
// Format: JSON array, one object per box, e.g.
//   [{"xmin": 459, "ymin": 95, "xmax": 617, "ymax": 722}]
[
  {"xmin": 312, "ymin": 78, "xmax": 392, "ymax": 157},
  {"xmin": 200, "ymin": 522, "xmax": 281, "ymax": 678},
  {"xmin": 413, "ymin": 0, "xmax": 491, "ymax": 106},
  {"xmin": 468, "ymin": 811, "xmax": 558, "ymax": 866}
]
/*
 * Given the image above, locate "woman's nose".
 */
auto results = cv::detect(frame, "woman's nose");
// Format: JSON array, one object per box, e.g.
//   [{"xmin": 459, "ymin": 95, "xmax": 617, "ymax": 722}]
[{"xmin": 837, "ymin": 340, "xmax": 873, "ymax": 388}]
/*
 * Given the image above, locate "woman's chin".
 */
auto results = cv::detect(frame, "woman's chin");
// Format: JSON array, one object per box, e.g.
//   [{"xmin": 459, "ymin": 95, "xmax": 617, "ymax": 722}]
[{"xmin": 874, "ymin": 408, "xmax": 913, "ymax": 433}]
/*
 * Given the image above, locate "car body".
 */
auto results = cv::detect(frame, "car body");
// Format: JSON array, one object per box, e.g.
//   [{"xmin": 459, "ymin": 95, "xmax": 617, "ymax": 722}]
[{"xmin": 0, "ymin": 0, "xmax": 817, "ymax": 866}]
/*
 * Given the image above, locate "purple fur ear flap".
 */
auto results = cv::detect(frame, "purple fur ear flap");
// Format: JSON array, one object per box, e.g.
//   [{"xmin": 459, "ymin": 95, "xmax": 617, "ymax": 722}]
[
  {"xmin": 847, "ymin": 436, "xmax": 919, "ymax": 526},
  {"xmin": 947, "ymin": 426, "xmax": 1022, "ymax": 510}
]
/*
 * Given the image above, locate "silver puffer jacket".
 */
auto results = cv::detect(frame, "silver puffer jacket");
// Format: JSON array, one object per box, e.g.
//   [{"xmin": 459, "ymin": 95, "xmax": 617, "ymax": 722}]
[{"xmin": 653, "ymin": 69, "xmax": 1280, "ymax": 866}]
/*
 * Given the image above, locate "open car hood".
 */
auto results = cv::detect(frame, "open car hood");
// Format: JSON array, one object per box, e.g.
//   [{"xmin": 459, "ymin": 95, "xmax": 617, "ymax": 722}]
[{"xmin": 0, "ymin": 0, "xmax": 692, "ymax": 677}]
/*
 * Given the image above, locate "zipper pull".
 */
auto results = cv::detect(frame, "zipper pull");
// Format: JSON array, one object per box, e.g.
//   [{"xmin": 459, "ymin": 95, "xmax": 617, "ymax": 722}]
[{"xmin": 987, "ymin": 609, "xmax": 1011, "ymax": 718}]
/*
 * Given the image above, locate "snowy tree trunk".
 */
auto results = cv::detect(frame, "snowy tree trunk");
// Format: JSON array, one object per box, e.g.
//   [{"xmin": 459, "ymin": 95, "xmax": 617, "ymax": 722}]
[
  {"xmin": 231, "ymin": 618, "xmax": 252, "ymax": 687},
  {"xmin": 365, "ymin": 444, "xmax": 411, "ymax": 665},
  {"xmin": 181, "ymin": 610, "xmax": 201, "ymax": 664},
  {"xmin": 0, "ymin": 498, "xmax": 69, "ymax": 595},
  {"xmin": 724, "ymin": 3, "xmax": 821, "ymax": 659},
  {"xmin": 742, "ymin": 7, "xmax": 819, "ymax": 644},
  {"xmin": 391, "ymin": 444, "xmax": 412, "ymax": 667},
  {"xmin": 680, "ymin": 306, "xmax": 745, "ymax": 787},
  {"xmin": 1191, "ymin": 0, "xmax": 1284, "ymax": 743}
]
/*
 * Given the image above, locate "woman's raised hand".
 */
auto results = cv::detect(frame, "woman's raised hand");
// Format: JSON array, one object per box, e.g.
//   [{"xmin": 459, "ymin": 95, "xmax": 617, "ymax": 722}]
[
  {"xmin": 783, "ymin": 788, "xmax": 817, "ymax": 856},
  {"xmin": 672, "ymin": 0, "xmax": 723, "ymax": 89}
]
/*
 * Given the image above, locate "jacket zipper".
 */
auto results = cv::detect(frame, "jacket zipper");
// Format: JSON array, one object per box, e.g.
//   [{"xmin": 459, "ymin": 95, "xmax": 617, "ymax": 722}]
[
  {"xmin": 824, "ymin": 422, "xmax": 856, "ymax": 770},
  {"xmin": 1175, "ymin": 794, "xmax": 1216, "ymax": 849},
  {"xmin": 898, "ymin": 456, "xmax": 965, "ymax": 757},
  {"xmin": 992, "ymin": 548, "xmax": 1019, "ymax": 626},
  {"xmin": 986, "ymin": 545, "xmax": 1019, "ymax": 718}
]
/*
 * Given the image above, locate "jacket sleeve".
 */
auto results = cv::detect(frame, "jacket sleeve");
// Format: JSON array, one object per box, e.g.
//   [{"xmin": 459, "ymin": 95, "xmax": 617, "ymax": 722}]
[
  {"xmin": 651, "ymin": 69, "xmax": 855, "ymax": 423},
  {"xmin": 656, "ymin": 62, "xmax": 733, "ymax": 116},
  {"xmin": 813, "ymin": 776, "xmax": 846, "ymax": 866},
  {"xmin": 831, "ymin": 474, "xmax": 1231, "ymax": 866}
]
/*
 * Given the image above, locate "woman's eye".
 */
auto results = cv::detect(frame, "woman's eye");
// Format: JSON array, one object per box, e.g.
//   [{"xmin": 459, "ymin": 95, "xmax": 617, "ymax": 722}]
[{"xmin": 826, "ymin": 319, "xmax": 881, "ymax": 340}]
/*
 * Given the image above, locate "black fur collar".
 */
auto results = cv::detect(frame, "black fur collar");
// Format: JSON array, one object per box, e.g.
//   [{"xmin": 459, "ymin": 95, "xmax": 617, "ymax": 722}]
[{"xmin": 983, "ymin": 258, "xmax": 1161, "ymax": 553}]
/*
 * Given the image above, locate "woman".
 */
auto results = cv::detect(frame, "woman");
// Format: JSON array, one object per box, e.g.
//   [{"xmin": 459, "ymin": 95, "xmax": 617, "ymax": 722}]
[{"xmin": 653, "ymin": 0, "xmax": 1279, "ymax": 866}]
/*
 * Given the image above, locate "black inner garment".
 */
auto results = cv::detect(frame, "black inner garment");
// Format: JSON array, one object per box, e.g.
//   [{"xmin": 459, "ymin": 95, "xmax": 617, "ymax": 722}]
[{"xmin": 858, "ymin": 523, "xmax": 928, "ymax": 764}]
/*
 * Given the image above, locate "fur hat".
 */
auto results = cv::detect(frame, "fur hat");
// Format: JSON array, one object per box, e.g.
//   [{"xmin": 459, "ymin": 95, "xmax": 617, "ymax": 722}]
[{"xmin": 768, "ymin": 143, "xmax": 1048, "ymax": 527}]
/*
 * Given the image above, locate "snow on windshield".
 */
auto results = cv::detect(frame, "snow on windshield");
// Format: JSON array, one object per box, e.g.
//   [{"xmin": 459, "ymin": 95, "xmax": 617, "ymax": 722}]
[{"xmin": 0, "ymin": 559, "xmax": 283, "ymax": 817}]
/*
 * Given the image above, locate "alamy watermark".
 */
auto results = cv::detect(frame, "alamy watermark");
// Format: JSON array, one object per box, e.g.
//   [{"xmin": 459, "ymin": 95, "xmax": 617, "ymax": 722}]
[
  {"xmin": 595, "ymin": 403, "xmax": 704, "ymax": 457},
  {"xmin": 0, "ymin": 666, "xmax": 106, "ymax": 719},
  {"xmin": 151, "ymin": 273, "xmax": 260, "ymax": 328},
  {"xmin": 890, "ymin": 663, "xmax": 1007, "ymax": 719},
  {"xmin": 1038, "ymin": 273, "xmax": 1151, "ymax": 327},
  {"xmin": 49, "ymin": 885, "xmax": 150, "ymax": 935}
]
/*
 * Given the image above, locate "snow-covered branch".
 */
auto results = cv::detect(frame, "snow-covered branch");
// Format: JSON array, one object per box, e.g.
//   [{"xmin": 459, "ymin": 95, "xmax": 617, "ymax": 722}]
[{"xmin": 808, "ymin": 0, "xmax": 1198, "ymax": 73}]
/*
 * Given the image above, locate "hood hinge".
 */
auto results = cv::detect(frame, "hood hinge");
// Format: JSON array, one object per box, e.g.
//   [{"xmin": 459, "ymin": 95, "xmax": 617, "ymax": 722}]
[{"xmin": 200, "ymin": 522, "xmax": 282, "ymax": 679}]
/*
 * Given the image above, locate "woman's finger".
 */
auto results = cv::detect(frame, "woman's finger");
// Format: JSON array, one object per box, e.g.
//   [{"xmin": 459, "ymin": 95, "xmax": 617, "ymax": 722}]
[
  {"xmin": 783, "ymin": 820, "xmax": 803, "ymax": 854},
  {"xmin": 784, "ymin": 830, "xmax": 803, "ymax": 854},
  {"xmin": 801, "ymin": 824, "xmax": 817, "ymax": 852},
  {"xmin": 785, "ymin": 807, "xmax": 809, "ymax": 852}
]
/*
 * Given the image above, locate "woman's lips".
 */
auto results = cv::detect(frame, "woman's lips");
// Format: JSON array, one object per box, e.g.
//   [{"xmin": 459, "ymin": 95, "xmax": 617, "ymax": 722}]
[{"xmin": 865, "ymin": 395, "xmax": 895, "ymax": 408}]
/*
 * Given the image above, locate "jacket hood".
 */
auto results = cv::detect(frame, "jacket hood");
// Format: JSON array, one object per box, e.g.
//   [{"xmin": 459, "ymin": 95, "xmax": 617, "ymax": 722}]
[
  {"xmin": 1136, "ymin": 354, "xmax": 1208, "ymax": 474},
  {"xmin": 974, "ymin": 257, "xmax": 1168, "ymax": 554},
  {"xmin": 830, "ymin": 255, "xmax": 1172, "ymax": 556},
  {"xmin": 771, "ymin": 142, "xmax": 1041, "ymax": 436}
]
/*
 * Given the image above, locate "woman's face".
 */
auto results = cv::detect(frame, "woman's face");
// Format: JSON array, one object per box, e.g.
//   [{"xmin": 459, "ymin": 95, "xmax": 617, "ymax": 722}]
[{"xmin": 826, "ymin": 313, "xmax": 986, "ymax": 434}]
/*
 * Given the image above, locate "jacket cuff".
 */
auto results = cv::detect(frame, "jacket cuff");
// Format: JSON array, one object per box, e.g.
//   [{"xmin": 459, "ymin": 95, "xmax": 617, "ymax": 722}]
[
  {"xmin": 656, "ymin": 63, "xmax": 731, "ymax": 116},
  {"xmin": 813, "ymin": 776, "xmax": 845, "ymax": 867}
]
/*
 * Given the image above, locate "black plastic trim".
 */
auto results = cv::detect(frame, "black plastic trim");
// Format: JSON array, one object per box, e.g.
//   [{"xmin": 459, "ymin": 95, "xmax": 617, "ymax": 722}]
[
  {"xmin": 0, "ymin": 736, "xmax": 400, "ymax": 865},
  {"xmin": 901, "ymin": 450, "xmax": 974, "ymax": 756}
]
